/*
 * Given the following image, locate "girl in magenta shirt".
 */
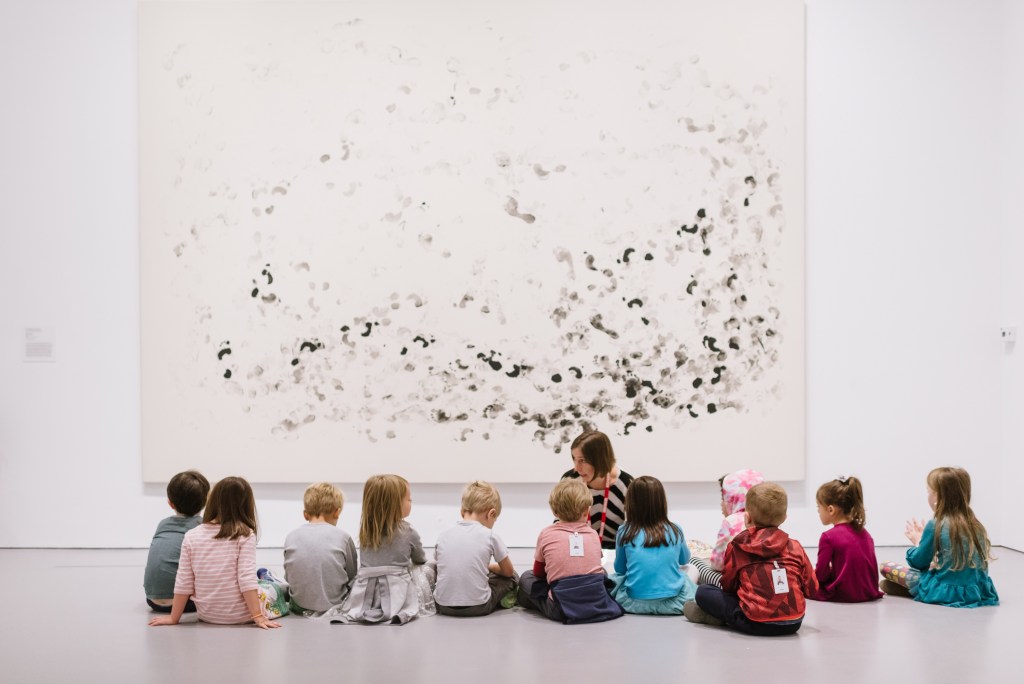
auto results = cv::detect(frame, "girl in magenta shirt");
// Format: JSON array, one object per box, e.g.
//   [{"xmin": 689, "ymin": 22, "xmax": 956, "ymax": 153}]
[{"xmin": 811, "ymin": 476, "xmax": 883, "ymax": 602}]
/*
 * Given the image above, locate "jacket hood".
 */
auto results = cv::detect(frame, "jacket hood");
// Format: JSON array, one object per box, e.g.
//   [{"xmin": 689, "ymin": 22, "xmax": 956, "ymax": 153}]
[
  {"xmin": 721, "ymin": 469, "xmax": 764, "ymax": 516},
  {"xmin": 734, "ymin": 526, "xmax": 790, "ymax": 558}
]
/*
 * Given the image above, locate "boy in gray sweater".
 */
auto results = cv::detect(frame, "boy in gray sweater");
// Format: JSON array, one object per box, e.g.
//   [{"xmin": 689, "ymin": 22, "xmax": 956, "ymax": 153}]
[{"xmin": 284, "ymin": 483, "xmax": 358, "ymax": 614}]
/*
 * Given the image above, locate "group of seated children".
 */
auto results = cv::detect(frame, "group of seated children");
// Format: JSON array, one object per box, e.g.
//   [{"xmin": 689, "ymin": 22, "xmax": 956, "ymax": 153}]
[{"xmin": 146, "ymin": 439, "xmax": 999, "ymax": 633}]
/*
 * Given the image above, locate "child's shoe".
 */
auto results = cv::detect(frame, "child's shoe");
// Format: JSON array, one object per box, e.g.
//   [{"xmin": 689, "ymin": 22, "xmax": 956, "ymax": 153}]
[
  {"xmin": 683, "ymin": 600, "xmax": 724, "ymax": 626},
  {"xmin": 500, "ymin": 589, "xmax": 518, "ymax": 609},
  {"xmin": 879, "ymin": 579, "xmax": 911, "ymax": 598}
]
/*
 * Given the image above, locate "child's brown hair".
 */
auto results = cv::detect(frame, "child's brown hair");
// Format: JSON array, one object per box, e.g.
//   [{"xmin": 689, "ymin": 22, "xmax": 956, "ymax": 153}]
[
  {"xmin": 167, "ymin": 470, "xmax": 210, "ymax": 517},
  {"xmin": 359, "ymin": 474, "xmax": 408, "ymax": 550},
  {"xmin": 927, "ymin": 467, "xmax": 992, "ymax": 571},
  {"xmin": 816, "ymin": 476, "xmax": 866, "ymax": 531},
  {"xmin": 620, "ymin": 475, "xmax": 682, "ymax": 548},
  {"xmin": 203, "ymin": 476, "xmax": 258, "ymax": 540}
]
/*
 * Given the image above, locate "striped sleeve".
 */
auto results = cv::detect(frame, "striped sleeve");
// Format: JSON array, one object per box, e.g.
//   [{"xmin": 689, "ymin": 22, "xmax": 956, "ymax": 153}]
[
  {"xmin": 236, "ymin": 534, "xmax": 258, "ymax": 593},
  {"xmin": 173, "ymin": 533, "xmax": 195, "ymax": 596}
]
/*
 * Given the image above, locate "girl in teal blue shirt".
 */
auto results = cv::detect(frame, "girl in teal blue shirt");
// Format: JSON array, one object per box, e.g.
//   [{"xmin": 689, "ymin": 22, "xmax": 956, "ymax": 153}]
[
  {"xmin": 880, "ymin": 467, "xmax": 998, "ymax": 608},
  {"xmin": 608, "ymin": 476, "xmax": 697, "ymax": 614}
]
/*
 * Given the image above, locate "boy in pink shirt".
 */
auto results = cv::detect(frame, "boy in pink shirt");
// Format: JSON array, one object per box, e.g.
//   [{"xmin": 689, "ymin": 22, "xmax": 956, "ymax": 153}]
[{"xmin": 517, "ymin": 479, "xmax": 615, "ymax": 622}]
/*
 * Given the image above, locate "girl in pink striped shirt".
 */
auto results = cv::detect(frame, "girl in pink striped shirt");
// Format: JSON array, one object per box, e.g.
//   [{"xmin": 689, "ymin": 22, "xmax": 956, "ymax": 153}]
[{"xmin": 149, "ymin": 476, "xmax": 282, "ymax": 629}]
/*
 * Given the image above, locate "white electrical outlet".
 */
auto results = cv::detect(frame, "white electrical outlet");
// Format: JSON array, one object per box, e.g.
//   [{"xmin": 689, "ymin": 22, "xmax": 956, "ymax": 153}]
[{"xmin": 1001, "ymin": 326, "xmax": 1017, "ymax": 343}]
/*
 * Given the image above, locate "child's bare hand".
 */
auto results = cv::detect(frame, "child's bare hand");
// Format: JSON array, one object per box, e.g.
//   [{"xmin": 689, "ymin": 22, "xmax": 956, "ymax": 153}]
[
  {"xmin": 253, "ymin": 616, "xmax": 282, "ymax": 629},
  {"xmin": 148, "ymin": 615, "xmax": 178, "ymax": 627},
  {"xmin": 904, "ymin": 518, "xmax": 924, "ymax": 546}
]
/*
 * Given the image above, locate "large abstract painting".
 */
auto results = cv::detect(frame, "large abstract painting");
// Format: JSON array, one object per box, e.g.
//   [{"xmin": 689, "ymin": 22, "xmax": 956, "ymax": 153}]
[{"xmin": 140, "ymin": 0, "xmax": 805, "ymax": 482}]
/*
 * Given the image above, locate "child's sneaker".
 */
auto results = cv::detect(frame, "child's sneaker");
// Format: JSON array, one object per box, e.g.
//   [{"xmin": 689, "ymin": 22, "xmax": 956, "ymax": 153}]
[{"xmin": 683, "ymin": 600, "xmax": 724, "ymax": 626}]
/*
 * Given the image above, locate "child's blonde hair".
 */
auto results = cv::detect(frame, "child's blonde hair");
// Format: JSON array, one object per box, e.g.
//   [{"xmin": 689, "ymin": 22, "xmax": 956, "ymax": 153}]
[
  {"xmin": 304, "ymin": 482, "xmax": 343, "ymax": 518},
  {"xmin": 927, "ymin": 467, "xmax": 992, "ymax": 571},
  {"xmin": 817, "ymin": 476, "xmax": 866, "ymax": 531},
  {"xmin": 203, "ymin": 476, "xmax": 258, "ymax": 540},
  {"xmin": 359, "ymin": 474, "xmax": 408, "ymax": 550},
  {"xmin": 461, "ymin": 480, "xmax": 502, "ymax": 515},
  {"xmin": 746, "ymin": 482, "xmax": 788, "ymax": 527},
  {"xmin": 549, "ymin": 479, "xmax": 592, "ymax": 522}
]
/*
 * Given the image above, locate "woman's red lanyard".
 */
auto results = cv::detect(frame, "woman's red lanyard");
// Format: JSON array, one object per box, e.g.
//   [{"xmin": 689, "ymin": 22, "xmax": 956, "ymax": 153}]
[{"xmin": 598, "ymin": 485, "xmax": 610, "ymax": 542}]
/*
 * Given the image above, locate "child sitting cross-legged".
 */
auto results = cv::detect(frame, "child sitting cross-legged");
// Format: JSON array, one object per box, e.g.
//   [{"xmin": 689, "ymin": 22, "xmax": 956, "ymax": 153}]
[
  {"xmin": 516, "ymin": 479, "xmax": 623, "ymax": 624},
  {"xmin": 684, "ymin": 482, "xmax": 817, "ymax": 636},
  {"xmin": 144, "ymin": 470, "xmax": 210, "ymax": 613},
  {"xmin": 283, "ymin": 482, "xmax": 358, "ymax": 615},
  {"xmin": 607, "ymin": 475, "xmax": 697, "ymax": 614},
  {"xmin": 433, "ymin": 481, "xmax": 517, "ymax": 617}
]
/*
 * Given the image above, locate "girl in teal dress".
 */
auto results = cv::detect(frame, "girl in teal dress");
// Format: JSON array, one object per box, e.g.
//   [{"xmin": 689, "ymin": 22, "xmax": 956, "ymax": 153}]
[{"xmin": 880, "ymin": 467, "xmax": 998, "ymax": 608}]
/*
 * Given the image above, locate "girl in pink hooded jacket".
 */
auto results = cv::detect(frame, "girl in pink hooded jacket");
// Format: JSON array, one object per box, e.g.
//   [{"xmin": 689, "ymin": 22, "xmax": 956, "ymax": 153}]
[{"xmin": 688, "ymin": 469, "xmax": 764, "ymax": 587}]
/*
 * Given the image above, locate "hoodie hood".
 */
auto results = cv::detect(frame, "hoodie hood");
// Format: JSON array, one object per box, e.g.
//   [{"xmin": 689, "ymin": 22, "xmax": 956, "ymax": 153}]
[
  {"xmin": 734, "ymin": 526, "xmax": 791, "ymax": 559},
  {"xmin": 721, "ymin": 469, "xmax": 764, "ymax": 516}
]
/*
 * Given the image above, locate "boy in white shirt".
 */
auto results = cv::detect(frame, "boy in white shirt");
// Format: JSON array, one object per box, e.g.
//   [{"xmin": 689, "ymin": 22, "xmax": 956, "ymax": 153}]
[{"xmin": 434, "ymin": 481, "xmax": 517, "ymax": 616}]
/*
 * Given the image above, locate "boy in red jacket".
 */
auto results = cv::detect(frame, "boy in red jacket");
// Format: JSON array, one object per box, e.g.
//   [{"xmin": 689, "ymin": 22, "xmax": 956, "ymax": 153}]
[{"xmin": 684, "ymin": 482, "xmax": 818, "ymax": 636}]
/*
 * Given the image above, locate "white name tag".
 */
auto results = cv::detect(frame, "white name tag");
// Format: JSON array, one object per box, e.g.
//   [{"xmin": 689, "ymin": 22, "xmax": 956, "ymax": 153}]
[
  {"xmin": 772, "ymin": 561, "xmax": 789, "ymax": 594},
  {"xmin": 568, "ymin": 532, "xmax": 585, "ymax": 557}
]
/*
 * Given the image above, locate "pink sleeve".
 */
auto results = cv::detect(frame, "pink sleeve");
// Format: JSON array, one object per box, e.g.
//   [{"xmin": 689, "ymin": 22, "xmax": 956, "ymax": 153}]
[
  {"xmin": 173, "ymin": 535, "xmax": 195, "ymax": 596},
  {"xmin": 710, "ymin": 517, "xmax": 735, "ymax": 570},
  {"xmin": 534, "ymin": 530, "xmax": 547, "ymax": 563},
  {"xmin": 236, "ymin": 534, "xmax": 258, "ymax": 593}
]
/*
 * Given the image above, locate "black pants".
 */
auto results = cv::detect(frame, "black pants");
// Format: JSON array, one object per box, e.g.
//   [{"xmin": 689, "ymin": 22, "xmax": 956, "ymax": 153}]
[
  {"xmin": 516, "ymin": 571, "xmax": 565, "ymax": 622},
  {"xmin": 694, "ymin": 585, "xmax": 802, "ymax": 636},
  {"xmin": 147, "ymin": 598, "xmax": 196, "ymax": 613}
]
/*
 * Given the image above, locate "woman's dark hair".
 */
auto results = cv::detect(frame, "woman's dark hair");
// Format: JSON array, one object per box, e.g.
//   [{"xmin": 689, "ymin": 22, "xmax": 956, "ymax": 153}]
[{"xmin": 570, "ymin": 430, "xmax": 617, "ymax": 478}]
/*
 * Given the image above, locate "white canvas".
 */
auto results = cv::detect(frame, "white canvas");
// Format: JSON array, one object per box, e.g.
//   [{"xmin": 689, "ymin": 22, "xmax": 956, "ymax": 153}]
[{"xmin": 140, "ymin": 0, "xmax": 805, "ymax": 483}]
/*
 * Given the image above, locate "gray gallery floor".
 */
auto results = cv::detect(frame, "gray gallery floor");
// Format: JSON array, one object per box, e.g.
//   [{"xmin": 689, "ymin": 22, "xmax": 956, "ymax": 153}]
[{"xmin": 0, "ymin": 546, "xmax": 1018, "ymax": 684}]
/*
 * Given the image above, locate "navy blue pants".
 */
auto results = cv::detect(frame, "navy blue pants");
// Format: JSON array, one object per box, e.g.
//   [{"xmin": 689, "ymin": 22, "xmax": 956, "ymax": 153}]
[{"xmin": 694, "ymin": 584, "xmax": 802, "ymax": 636}]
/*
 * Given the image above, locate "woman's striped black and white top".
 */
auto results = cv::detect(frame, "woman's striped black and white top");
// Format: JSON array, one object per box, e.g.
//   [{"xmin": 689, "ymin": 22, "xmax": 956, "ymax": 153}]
[{"xmin": 560, "ymin": 469, "xmax": 634, "ymax": 549}]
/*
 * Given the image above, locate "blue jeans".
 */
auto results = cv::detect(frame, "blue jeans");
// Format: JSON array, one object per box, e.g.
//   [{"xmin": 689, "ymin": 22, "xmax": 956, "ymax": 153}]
[{"xmin": 694, "ymin": 585, "xmax": 802, "ymax": 636}]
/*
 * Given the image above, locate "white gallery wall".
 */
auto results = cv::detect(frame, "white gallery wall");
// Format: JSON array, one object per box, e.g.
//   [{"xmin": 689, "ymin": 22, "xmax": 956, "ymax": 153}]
[
  {"xmin": 1000, "ymin": 0, "xmax": 1024, "ymax": 554},
  {"xmin": 0, "ymin": 0, "xmax": 1019, "ymax": 551}
]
